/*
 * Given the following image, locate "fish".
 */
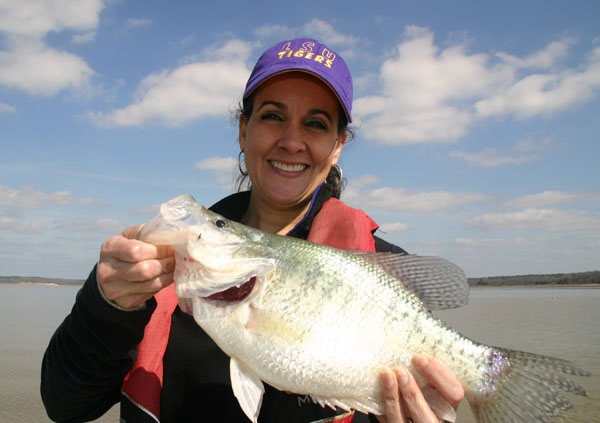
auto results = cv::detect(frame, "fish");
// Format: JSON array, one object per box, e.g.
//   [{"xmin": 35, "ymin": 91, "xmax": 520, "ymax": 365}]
[{"xmin": 138, "ymin": 194, "xmax": 590, "ymax": 423}]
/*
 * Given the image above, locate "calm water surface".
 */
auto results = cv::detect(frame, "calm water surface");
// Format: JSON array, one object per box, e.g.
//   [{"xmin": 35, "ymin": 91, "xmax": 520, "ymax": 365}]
[{"xmin": 1, "ymin": 284, "xmax": 598, "ymax": 422}]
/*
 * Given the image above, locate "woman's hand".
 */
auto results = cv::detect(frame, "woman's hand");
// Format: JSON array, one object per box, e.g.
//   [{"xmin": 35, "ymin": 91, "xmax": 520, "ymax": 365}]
[
  {"xmin": 377, "ymin": 355, "xmax": 464, "ymax": 423},
  {"xmin": 97, "ymin": 225, "xmax": 176, "ymax": 309}
]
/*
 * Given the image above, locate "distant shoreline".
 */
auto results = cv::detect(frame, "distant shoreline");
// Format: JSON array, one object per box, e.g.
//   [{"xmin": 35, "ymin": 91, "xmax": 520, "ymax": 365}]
[
  {"xmin": 2, "ymin": 281, "xmax": 599, "ymax": 288},
  {"xmin": 0, "ymin": 281, "xmax": 79, "ymax": 287},
  {"xmin": 2, "ymin": 269, "xmax": 599, "ymax": 288},
  {"xmin": 470, "ymin": 283, "xmax": 600, "ymax": 288}
]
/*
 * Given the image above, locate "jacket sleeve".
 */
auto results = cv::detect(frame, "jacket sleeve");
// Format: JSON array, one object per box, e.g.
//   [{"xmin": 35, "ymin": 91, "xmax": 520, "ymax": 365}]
[{"xmin": 41, "ymin": 266, "xmax": 156, "ymax": 423}]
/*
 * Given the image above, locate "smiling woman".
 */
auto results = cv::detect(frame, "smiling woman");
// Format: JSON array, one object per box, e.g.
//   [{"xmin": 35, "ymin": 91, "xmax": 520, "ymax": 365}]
[
  {"xmin": 239, "ymin": 72, "xmax": 346, "ymax": 234},
  {"xmin": 40, "ymin": 38, "xmax": 464, "ymax": 423}
]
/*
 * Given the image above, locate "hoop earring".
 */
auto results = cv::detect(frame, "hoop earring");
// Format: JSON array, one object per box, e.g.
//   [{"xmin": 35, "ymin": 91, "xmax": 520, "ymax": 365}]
[
  {"xmin": 238, "ymin": 150, "xmax": 247, "ymax": 176},
  {"xmin": 333, "ymin": 163, "xmax": 343, "ymax": 192}
]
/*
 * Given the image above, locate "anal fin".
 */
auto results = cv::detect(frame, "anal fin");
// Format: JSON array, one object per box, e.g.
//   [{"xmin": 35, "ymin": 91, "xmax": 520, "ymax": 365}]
[{"xmin": 230, "ymin": 358, "xmax": 265, "ymax": 423}]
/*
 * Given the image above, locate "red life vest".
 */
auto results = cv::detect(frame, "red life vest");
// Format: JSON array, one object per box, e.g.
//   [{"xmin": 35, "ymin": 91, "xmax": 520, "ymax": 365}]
[{"xmin": 121, "ymin": 197, "xmax": 378, "ymax": 421}]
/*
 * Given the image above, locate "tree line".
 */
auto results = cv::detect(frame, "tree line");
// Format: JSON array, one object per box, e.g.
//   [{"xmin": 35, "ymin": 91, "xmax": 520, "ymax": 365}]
[{"xmin": 469, "ymin": 270, "xmax": 600, "ymax": 286}]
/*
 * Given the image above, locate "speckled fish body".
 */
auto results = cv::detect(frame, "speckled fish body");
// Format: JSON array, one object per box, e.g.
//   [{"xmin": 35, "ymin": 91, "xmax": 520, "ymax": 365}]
[{"xmin": 139, "ymin": 194, "xmax": 590, "ymax": 423}]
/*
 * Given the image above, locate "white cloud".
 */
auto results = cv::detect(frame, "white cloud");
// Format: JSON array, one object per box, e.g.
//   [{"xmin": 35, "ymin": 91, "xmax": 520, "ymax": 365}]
[
  {"xmin": 0, "ymin": 39, "xmax": 94, "ymax": 96},
  {"xmin": 513, "ymin": 136, "xmax": 555, "ymax": 153},
  {"xmin": 130, "ymin": 203, "xmax": 161, "ymax": 216},
  {"xmin": 71, "ymin": 31, "xmax": 96, "ymax": 44},
  {"xmin": 495, "ymin": 39, "xmax": 575, "ymax": 69},
  {"xmin": 0, "ymin": 216, "xmax": 43, "ymax": 233},
  {"xmin": 56, "ymin": 218, "xmax": 126, "ymax": 234},
  {"xmin": 196, "ymin": 156, "xmax": 237, "ymax": 172},
  {"xmin": 253, "ymin": 18, "xmax": 359, "ymax": 48},
  {"xmin": 89, "ymin": 39, "xmax": 252, "ymax": 127},
  {"xmin": 302, "ymin": 18, "xmax": 360, "ymax": 47},
  {"xmin": 354, "ymin": 27, "xmax": 600, "ymax": 145},
  {"xmin": 126, "ymin": 17, "xmax": 152, "ymax": 28},
  {"xmin": 450, "ymin": 148, "xmax": 536, "ymax": 168},
  {"xmin": 505, "ymin": 191, "xmax": 600, "ymax": 209},
  {"xmin": 0, "ymin": 0, "xmax": 104, "ymax": 38},
  {"xmin": 0, "ymin": 1, "xmax": 102, "ymax": 96},
  {"xmin": 454, "ymin": 237, "xmax": 544, "ymax": 247},
  {"xmin": 469, "ymin": 208, "xmax": 600, "ymax": 232},
  {"xmin": 196, "ymin": 156, "xmax": 238, "ymax": 189},
  {"xmin": 344, "ymin": 175, "xmax": 489, "ymax": 213},
  {"xmin": 0, "ymin": 185, "xmax": 107, "ymax": 209},
  {"xmin": 475, "ymin": 45, "xmax": 600, "ymax": 118},
  {"xmin": 0, "ymin": 102, "xmax": 15, "ymax": 113},
  {"xmin": 378, "ymin": 222, "xmax": 409, "ymax": 233}
]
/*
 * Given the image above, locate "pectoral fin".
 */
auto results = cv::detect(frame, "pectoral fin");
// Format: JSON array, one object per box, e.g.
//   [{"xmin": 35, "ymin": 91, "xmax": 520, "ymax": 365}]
[
  {"xmin": 421, "ymin": 386, "xmax": 456, "ymax": 422},
  {"xmin": 230, "ymin": 358, "xmax": 265, "ymax": 423}
]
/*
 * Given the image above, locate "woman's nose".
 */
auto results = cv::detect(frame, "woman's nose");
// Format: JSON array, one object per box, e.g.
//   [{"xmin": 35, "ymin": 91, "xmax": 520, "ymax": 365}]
[{"xmin": 276, "ymin": 123, "xmax": 307, "ymax": 153}]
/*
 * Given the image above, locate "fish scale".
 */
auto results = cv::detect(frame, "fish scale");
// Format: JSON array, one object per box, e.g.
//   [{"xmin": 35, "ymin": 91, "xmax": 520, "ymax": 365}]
[{"xmin": 138, "ymin": 194, "xmax": 590, "ymax": 423}]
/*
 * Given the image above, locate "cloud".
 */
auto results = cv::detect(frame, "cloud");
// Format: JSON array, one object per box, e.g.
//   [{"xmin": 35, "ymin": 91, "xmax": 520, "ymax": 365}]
[
  {"xmin": 130, "ymin": 203, "xmax": 160, "ymax": 216},
  {"xmin": 71, "ymin": 31, "xmax": 96, "ymax": 44},
  {"xmin": 0, "ymin": 102, "xmax": 15, "ymax": 113},
  {"xmin": 378, "ymin": 222, "xmax": 409, "ymax": 233},
  {"xmin": 196, "ymin": 156, "xmax": 238, "ymax": 188},
  {"xmin": 0, "ymin": 1, "xmax": 102, "ymax": 96},
  {"xmin": 125, "ymin": 17, "xmax": 152, "ymax": 28},
  {"xmin": 344, "ymin": 175, "xmax": 489, "ymax": 213},
  {"xmin": 454, "ymin": 237, "xmax": 544, "ymax": 248},
  {"xmin": 504, "ymin": 191, "xmax": 600, "ymax": 209},
  {"xmin": 0, "ymin": 39, "xmax": 94, "ymax": 96},
  {"xmin": 495, "ymin": 39, "xmax": 575, "ymax": 69},
  {"xmin": 450, "ymin": 148, "xmax": 536, "ymax": 168},
  {"xmin": 354, "ymin": 27, "xmax": 600, "ymax": 145},
  {"xmin": 55, "ymin": 218, "xmax": 126, "ymax": 234},
  {"xmin": 0, "ymin": 216, "xmax": 43, "ymax": 233},
  {"xmin": 468, "ymin": 208, "xmax": 600, "ymax": 232},
  {"xmin": 89, "ymin": 39, "xmax": 252, "ymax": 126},
  {"xmin": 301, "ymin": 18, "xmax": 360, "ymax": 47},
  {"xmin": 475, "ymin": 45, "xmax": 600, "ymax": 118},
  {"xmin": 0, "ymin": 185, "xmax": 107, "ymax": 209},
  {"xmin": 512, "ymin": 136, "xmax": 555, "ymax": 153},
  {"xmin": 253, "ymin": 18, "xmax": 360, "ymax": 48},
  {"xmin": 0, "ymin": 0, "xmax": 104, "ymax": 38}
]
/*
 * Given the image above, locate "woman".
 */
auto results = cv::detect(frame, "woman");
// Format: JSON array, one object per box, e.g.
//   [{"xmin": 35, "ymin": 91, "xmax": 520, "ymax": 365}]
[{"xmin": 41, "ymin": 38, "xmax": 464, "ymax": 423}]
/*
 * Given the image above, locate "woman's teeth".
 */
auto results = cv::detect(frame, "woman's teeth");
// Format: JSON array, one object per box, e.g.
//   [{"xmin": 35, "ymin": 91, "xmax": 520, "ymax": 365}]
[{"xmin": 270, "ymin": 161, "xmax": 307, "ymax": 172}]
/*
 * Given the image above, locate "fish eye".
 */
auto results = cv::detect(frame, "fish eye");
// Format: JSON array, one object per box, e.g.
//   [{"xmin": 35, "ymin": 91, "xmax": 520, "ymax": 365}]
[{"xmin": 214, "ymin": 219, "xmax": 227, "ymax": 228}]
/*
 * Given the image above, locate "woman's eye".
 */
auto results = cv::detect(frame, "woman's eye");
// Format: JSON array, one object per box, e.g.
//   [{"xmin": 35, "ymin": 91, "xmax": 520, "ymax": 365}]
[
  {"xmin": 306, "ymin": 119, "xmax": 327, "ymax": 130},
  {"xmin": 261, "ymin": 112, "xmax": 283, "ymax": 121}
]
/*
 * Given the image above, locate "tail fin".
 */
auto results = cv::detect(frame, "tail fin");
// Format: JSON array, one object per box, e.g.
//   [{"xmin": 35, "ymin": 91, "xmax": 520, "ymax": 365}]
[{"xmin": 468, "ymin": 347, "xmax": 590, "ymax": 423}]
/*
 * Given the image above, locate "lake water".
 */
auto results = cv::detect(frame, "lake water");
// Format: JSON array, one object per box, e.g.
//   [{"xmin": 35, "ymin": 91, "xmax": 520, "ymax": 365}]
[{"xmin": 1, "ymin": 284, "xmax": 598, "ymax": 422}]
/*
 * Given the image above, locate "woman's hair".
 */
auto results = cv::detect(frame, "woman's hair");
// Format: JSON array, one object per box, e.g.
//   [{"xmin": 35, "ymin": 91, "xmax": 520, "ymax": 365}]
[{"xmin": 234, "ymin": 90, "xmax": 354, "ymax": 199}]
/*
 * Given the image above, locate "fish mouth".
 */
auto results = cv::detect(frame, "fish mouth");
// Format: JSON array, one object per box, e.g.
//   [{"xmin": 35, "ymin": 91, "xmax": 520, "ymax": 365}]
[{"xmin": 204, "ymin": 276, "xmax": 256, "ymax": 301}]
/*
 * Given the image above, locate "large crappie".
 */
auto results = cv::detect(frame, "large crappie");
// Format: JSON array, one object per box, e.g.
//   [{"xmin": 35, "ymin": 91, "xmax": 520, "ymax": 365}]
[{"xmin": 138, "ymin": 194, "xmax": 589, "ymax": 423}]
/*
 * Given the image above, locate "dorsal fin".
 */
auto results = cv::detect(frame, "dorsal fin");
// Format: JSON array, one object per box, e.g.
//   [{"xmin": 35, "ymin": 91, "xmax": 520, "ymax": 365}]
[{"xmin": 356, "ymin": 253, "xmax": 469, "ymax": 310}]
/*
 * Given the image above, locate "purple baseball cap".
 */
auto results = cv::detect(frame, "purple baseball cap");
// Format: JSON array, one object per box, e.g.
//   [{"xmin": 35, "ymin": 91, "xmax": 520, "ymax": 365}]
[{"xmin": 243, "ymin": 38, "xmax": 353, "ymax": 122}]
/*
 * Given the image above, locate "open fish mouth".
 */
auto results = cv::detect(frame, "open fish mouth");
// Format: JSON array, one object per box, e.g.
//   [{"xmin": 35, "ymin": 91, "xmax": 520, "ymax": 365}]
[{"xmin": 205, "ymin": 277, "xmax": 257, "ymax": 301}]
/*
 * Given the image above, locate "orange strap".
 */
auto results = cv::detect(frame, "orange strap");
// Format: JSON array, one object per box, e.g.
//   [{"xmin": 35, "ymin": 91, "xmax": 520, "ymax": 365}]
[
  {"xmin": 121, "ymin": 284, "xmax": 178, "ymax": 419},
  {"xmin": 308, "ymin": 198, "xmax": 378, "ymax": 252}
]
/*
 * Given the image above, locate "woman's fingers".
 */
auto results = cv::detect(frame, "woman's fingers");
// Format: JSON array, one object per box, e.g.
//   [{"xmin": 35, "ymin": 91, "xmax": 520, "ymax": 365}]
[
  {"xmin": 379, "ymin": 368, "xmax": 407, "ymax": 423},
  {"xmin": 393, "ymin": 368, "xmax": 439, "ymax": 423},
  {"xmin": 378, "ymin": 355, "xmax": 465, "ymax": 423},
  {"xmin": 96, "ymin": 225, "xmax": 176, "ymax": 309},
  {"xmin": 413, "ymin": 355, "xmax": 465, "ymax": 406}
]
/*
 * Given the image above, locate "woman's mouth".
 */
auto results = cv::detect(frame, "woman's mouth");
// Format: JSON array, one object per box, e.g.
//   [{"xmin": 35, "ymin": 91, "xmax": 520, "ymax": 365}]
[{"xmin": 269, "ymin": 160, "xmax": 307, "ymax": 173}]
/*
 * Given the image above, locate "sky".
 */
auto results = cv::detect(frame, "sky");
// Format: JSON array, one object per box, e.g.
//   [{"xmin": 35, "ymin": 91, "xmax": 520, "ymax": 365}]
[{"xmin": 1, "ymin": 0, "xmax": 599, "ymax": 279}]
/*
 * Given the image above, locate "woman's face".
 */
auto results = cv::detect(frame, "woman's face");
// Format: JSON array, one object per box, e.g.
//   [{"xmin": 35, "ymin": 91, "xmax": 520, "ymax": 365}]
[{"xmin": 239, "ymin": 72, "xmax": 346, "ymax": 210}]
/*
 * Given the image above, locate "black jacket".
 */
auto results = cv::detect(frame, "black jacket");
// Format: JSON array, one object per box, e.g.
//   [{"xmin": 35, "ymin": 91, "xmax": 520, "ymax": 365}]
[{"xmin": 41, "ymin": 186, "xmax": 406, "ymax": 423}]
